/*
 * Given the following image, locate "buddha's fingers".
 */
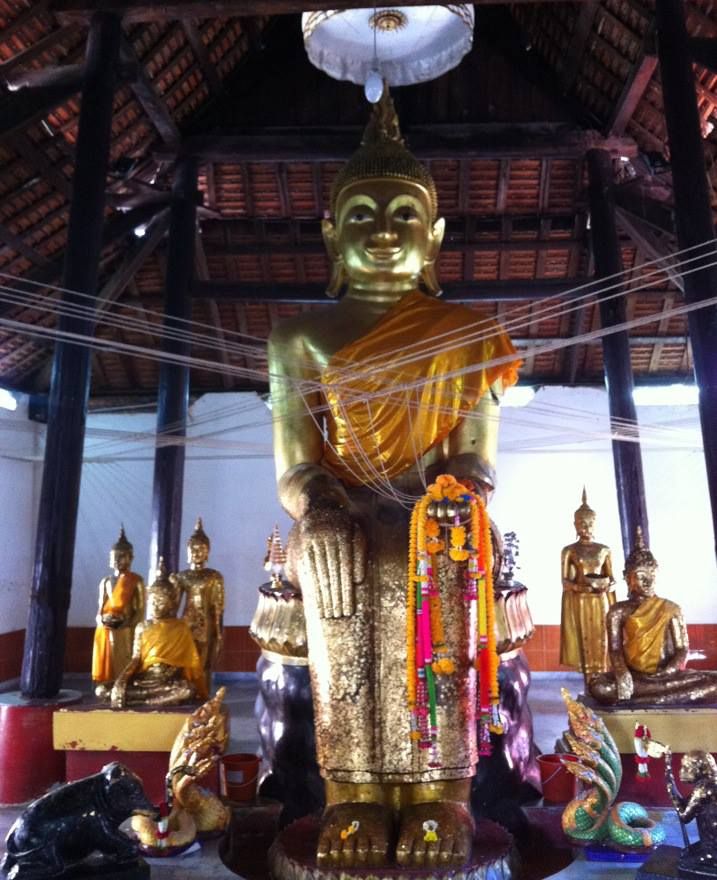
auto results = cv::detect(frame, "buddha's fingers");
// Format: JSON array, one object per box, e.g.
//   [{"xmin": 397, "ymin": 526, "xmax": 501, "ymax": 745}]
[
  {"xmin": 424, "ymin": 838, "xmax": 441, "ymax": 868},
  {"xmin": 307, "ymin": 546, "xmax": 331, "ymax": 619},
  {"xmin": 352, "ymin": 523, "xmax": 366, "ymax": 585}
]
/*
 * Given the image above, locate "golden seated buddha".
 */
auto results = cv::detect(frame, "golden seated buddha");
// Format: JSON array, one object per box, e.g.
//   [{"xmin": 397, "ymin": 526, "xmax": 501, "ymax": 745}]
[
  {"xmin": 590, "ymin": 527, "xmax": 717, "ymax": 705},
  {"xmin": 97, "ymin": 559, "xmax": 207, "ymax": 710},
  {"xmin": 268, "ymin": 89, "xmax": 520, "ymax": 868}
]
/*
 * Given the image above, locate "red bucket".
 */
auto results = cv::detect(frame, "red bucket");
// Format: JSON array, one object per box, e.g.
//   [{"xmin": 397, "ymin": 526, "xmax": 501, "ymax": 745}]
[
  {"xmin": 537, "ymin": 753, "xmax": 578, "ymax": 803},
  {"xmin": 222, "ymin": 753, "xmax": 260, "ymax": 803}
]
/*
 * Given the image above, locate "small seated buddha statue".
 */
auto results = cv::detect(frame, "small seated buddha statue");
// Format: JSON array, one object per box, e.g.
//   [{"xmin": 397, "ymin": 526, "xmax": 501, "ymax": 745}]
[
  {"xmin": 268, "ymin": 88, "xmax": 520, "ymax": 867},
  {"xmin": 172, "ymin": 518, "xmax": 225, "ymax": 692},
  {"xmin": 559, "ymin": 490, "xmax": 616, "ymax": 681},
  {"xmin": 97, "ymin": 559, "xmax": 207, "ymax": 709},
  {"xmin": 590, "ymin": 527, "xmax": 717, "ymax": 705},
  {"xmin": 91, "ymin": 526, "xmax": 145, "ymax": 692}
]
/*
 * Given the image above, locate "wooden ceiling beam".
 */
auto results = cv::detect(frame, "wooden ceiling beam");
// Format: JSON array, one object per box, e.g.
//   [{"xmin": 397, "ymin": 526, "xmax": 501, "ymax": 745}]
[
  {"xmin": 562, "ymin": 2, "xmax": 600, "ymax": 91},
  {"xmin": 54, "ymin": 0, "xmax": 601, "ymax": 24},
  {"xmin": 606, "ymin": 21, "xmax": 658, "ymax": 137},
  {"xmin": 181, "ymin": 20, "xmax": 222, "ymax": 98},
  {"xmin": 156, "ymin": 126, "xmax": 638, "ymax": 163},
  {"xmin": 0, "ymin": 25, "xmax": 77, "ymax": 76},
  {"xmin": 615, "ymin": 206, "xmax": 683, "ymax": 291},
  {"xmin": 6, "ymin": 131, "xmax": 73, "ymax": 201},
  {"xmin": 200, "ymin": 238, "xmax": 585, "ymax": 256},
  {"xmin": 689, "ymin": 37, "xmax": 717, "ymax": 73},
  {"xmin": 119, "ymin": 36, "xmax": 181, "ymax": 148},
  {"xmin": 195, "ymin": 230, "xmax": 232, "ymax": 389}
]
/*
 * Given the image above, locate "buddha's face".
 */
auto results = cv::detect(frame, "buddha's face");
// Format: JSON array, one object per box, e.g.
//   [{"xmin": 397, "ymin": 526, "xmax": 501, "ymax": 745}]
[
  {"xmin": 188, "ymin": 540, "xmax": 209, "ymax": 566},
  {"xmin": 625, "ymin": 566, "xmax": 656, "ymax": 598},
  {"xmin": 326, "ymin": 178, "xmax": 444, "ymax": 291},
  {"xmin": 111, "ymin": 549, "xmax": 132, "ymax": 573},
  {"xmin": 574, "ymin": 514, "xmax": 595, "ymax": 541},
  {"xmin": 148, "ymin": 588, "xmax": 177, "ymax": 620}
]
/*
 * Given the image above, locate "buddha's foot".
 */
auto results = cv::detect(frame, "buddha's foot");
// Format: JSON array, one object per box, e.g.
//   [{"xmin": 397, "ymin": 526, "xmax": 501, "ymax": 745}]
[
  {"xmin": 396, "ymin": 801, "xmax": 474, "ymax": 868},
  {"xmin": 316, "ymin": 802, "xmax": 393, "ymax": 867}
]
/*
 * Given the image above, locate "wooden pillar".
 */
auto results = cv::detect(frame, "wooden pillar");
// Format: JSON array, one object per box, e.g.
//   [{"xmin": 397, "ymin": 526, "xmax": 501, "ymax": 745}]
[
  {"xmin": 20, "ymin": 13, "xmax": 121, "ymax": 698},
  {"xmin": 656, "ymin": 0, "xmax": 717, "ymax": 561},
  {"xmin": 149, "ymin": 156, "xmax": 197, "ymax": 574},
  {"xmin": 586, "ymin": 148, "xmax": 649, "ymax": 559}
]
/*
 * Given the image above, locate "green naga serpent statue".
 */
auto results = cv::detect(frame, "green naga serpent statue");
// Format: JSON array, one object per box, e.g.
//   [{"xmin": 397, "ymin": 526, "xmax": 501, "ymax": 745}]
[{"xmin": 559, "ymin": 689, "xmax": 665, "ymax": 849}]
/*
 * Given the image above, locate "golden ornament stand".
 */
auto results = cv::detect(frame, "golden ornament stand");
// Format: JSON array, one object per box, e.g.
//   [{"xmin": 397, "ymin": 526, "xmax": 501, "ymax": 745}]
[{"xmin": 267, "ymin": 816, "xmax": 516, "ymax": 880}]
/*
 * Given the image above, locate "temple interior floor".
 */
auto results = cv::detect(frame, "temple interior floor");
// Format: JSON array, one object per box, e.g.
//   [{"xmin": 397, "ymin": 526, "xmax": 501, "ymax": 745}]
[{"xmin": 2, "ymin": 670, "xmax": 686, "ymax": 880}]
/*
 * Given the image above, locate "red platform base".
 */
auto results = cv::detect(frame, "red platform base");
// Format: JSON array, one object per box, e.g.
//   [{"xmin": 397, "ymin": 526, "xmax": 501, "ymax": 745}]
[
  {"xmin": 0, "ymin": 690, "xmax": 82, "ymax": 805},
  {"xmin": 617, "ymin": 753, "xmax": 694, "ymax": 807},
  {"xmin": 65, "ymin": 750, "xmax": 220, "ymax": 804}
]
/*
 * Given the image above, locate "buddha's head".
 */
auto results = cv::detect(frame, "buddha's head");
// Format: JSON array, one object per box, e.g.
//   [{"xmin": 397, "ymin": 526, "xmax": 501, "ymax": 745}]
[
  {"xmin": 573, "ymin": 488, "xmax": 596, "ymax": 541},
  {"xmin": 187, "ymin": 517, "xmax": 210, "ymax": 567},
  {"xmin": 623, "ymin": 526, "xmax": 658, "ymax": 598},
  {"xmin": 110, "ymin": 525, "xmax": 133, "ymax": 573},
  {"xmin": 680, "ymin": 749, "xmax": 717, "ymax": 784},
  {"xmin": 322, "ymin": 86, "xmax": 445, "ymax": 298},
  {"xmin": 147, "ymin": 558, "xmax": 179, "ymax": 620}
]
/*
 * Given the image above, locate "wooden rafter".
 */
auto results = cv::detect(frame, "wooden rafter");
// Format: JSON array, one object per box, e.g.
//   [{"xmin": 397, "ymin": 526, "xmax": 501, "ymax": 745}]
[
  {"xmin": 156, "ymin": 126, "xmax": 638, "ymax": 163},
  {"xmin": 615, "ymin": 206, "xmax": 683, "ymax": 291},
  {"xmin": 0, "ymin": 25, "xmax": 76, "ymax": 76},
  {"xmin": 119, "ymin": 36, "xmax": 181, "ymax": 148},
  {"xmin": 6, "ymin": 132, "xmax": 73, "ymax": 200},
  {"xmin": 181, "ymin": 20, "xmax": 222, "ymax": 97},
  {"xmin": 54, "ymin": 0, "xmax": 601, "ymax": 24},
  {"xmin": 562, "ymin": 2, "xmax": 600, "ymax": 91}
]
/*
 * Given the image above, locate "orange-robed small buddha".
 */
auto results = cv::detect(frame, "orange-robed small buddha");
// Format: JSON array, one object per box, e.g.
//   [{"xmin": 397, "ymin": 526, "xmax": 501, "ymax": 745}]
[
  {"xmin": 91, "ymin": 526, "xmax": 145, "ymax": 691},
  {"xmin": 268, "ymin": 89, "xmax": 521, "ymax": 868}
]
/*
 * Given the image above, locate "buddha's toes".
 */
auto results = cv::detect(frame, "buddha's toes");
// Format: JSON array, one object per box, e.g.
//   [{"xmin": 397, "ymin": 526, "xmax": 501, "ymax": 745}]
[
  {"xmin": 396, "ymin": 801, "xmax": 474, "ymax": 868},
  {"xmin": 316, "ymin": 802, "xmax": 393, "ymax": 867}
]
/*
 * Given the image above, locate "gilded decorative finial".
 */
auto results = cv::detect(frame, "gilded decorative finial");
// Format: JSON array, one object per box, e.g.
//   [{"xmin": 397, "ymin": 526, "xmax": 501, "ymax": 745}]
[
  {"xmin": 188, "ymin": 517, "xmax": 210, "ymax": 548},
  {"xmin": 625, "ymin": 525, "xmax": 658, "ymax": 573},
  {"xmin": 574, "ymin": 487, "xmax": 595, "ymax": 521},
  {"xmin": 266, "ymin": 524, "xmax": 286, "ymax": 588},
  {"xmin": 112, "ymin": 524, "xmax": 133, "ymax": 554}
]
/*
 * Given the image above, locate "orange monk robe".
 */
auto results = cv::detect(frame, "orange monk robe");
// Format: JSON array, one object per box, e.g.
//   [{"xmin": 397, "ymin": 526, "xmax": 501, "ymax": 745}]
[
  {"xmin": 138, "ymin": 618, "xmax": 208, "ymax": 699},
  {"xmin": 92, "ymin": 572, "xmax": 142, "ymax": 683},
  {"xmin": 624, "ymin": 596, "xmax": 683, "ymax": 675},
  {"xmin": 321, "ymin": 290, "xmax": 521, "ymax": 485}
]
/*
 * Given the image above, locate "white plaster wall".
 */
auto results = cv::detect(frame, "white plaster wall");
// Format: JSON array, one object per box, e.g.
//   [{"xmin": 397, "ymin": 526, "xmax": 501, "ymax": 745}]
[
  {"xmin": 68, "ymin": 393, "xmax": 292, "ymax": 627},
  {"xmin": 3, "ymin": 386, "xmax": 706, "ymax": 630},
  {"xmin": 0, "ymin": 398, "xmax": 40, "ymax": 634},
  {"xmin": 492, "ymin": 386, "xmax": 716, "ymax": 625}
]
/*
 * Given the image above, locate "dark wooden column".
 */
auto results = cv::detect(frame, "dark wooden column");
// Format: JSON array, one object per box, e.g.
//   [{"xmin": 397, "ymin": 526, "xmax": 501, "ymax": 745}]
[
  {"xmin": 586, "ymin": 148, "xmax": 649, "ymax": 558},
  {"xmin": 20, "ymin": 13, "xmax": 121, "ymax": 698},
  {"xmin": 656, "ymin": 0, "xmax": 717, "ymax": 560},
  {"xmin": 149, "ymin": 157, "xmax": 197, "ymax": 574}
]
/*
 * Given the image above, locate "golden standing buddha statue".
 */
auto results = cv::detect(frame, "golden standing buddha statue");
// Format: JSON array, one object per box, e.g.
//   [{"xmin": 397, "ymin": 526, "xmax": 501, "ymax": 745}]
[
  {"xmin": 559, "ymin": 489, "xmax": 616, "ymax": 680},
  {"xmin": 590, "ymin": 527, "xmax": 717, "ymax": 704},
  {"xmin": 99, "ymin": 558, "xmax": 207, "ymax": 709},
  {"xmin": 268, "ymin": 90, "xmax": 520, "ymax": 868},
  {"xmin": 172, "ymin": 518, "xmax": 225, "ymax": 692},
  {"xmin": 91, "ymin": 526, "xmax": 146, "ymax": 692}
]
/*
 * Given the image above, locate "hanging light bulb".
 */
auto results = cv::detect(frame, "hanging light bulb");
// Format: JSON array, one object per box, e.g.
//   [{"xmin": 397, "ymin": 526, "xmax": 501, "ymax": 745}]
[{"xmin": 364, "ymin": 67, "xmax": 383, "ymax": 103}]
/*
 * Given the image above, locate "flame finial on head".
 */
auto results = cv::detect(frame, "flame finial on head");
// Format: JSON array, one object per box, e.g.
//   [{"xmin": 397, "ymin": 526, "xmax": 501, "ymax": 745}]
[
  {"xmin": 112, "ymin": 524, "xmax": 133, "ymax": 554},
  {"xmin": 625, "ymin": 525, "xmax": 658, "ymax": 573}
]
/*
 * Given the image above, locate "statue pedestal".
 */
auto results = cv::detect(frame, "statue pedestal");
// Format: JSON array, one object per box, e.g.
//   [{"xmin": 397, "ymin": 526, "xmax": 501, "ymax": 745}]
[
  {"xmin": 0, "ymin": 689, "xmax": 82, "ymax": 805},
  {"xmin": 267, "ymin": 816, "xmax": 516, "ymax": 880},
  {"xmin": 53, "ymin": 703, "xmax": 219, "ymax": 803},
  {"xmin": 590, "ymin": 701, "xmax": 717, "ymax": 805}
]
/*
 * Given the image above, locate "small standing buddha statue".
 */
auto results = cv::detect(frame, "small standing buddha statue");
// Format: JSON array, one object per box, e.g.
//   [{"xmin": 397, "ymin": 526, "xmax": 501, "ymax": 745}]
[
  {"xmin": 268, "ymin": 88, "xmax": 520, "ymax": 867},
  {"xmin": 171, "ymin": 518, "xmax": 225, "ymax": 692},
  {"xmin": 99, "ymin": 558, "xmax": 207, "ymax": 709},
  {"xmin": 560, "ymin": 489, "xmax": 616, "ymax": 681},
  {"xmin": 590, "ymin": 527, "xmax": 717, "ymax": 705},
  {"xmin": 91, "ymin": 526, "xmax": 146, "ymax": 693}
]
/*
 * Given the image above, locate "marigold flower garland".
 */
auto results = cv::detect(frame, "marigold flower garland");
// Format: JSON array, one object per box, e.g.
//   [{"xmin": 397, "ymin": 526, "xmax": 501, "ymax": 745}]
[{"xmin": 407, "ymin": 475, "xmax": 502, "ymax": 767}]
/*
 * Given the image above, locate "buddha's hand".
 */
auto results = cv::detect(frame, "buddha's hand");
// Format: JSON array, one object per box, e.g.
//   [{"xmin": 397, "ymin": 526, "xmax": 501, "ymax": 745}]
[
  {"xmin": 296, "ymin": 506, "xmax": 366, "ymax": 619},
  {"xmin": 110, "ymin": 679, "xmax": 127, "ymax": 710},
  {"xmin": 615, "ymin": 669, "xmax": 634, "ymax": 701}
]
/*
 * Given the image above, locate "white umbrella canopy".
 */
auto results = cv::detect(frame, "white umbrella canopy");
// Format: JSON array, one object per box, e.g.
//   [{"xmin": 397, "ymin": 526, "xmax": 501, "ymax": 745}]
[{"xmin": 302, "ymin": 6, "xmax": 475, "ymax": 90}]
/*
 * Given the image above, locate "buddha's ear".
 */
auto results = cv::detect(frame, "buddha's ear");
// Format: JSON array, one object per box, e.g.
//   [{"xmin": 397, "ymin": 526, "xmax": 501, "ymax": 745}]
[
  {"xmin": 421, "ymin": 217, "xmax": 445, "ymax": 297},
  {"xmin": 322, "ymin": 218, "xmax": 345, "ymax": 299},
  {"xmin": 430, "ymin": 217, "xmax": 446, "ymax": 255}
]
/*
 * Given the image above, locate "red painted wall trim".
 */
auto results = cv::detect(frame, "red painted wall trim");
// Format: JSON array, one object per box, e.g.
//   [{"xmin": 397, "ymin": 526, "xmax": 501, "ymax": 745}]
[{"xmin": 2, "ymin": 624, "xmax": 717, "ymax": 682}]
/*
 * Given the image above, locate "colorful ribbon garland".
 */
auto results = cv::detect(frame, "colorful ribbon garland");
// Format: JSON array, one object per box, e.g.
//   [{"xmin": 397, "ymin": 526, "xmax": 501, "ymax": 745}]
[{"xmin": 407, "ymin": 475, "xmax": 502, "ymax": 767}]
